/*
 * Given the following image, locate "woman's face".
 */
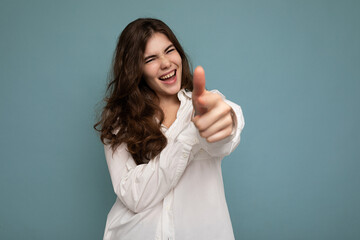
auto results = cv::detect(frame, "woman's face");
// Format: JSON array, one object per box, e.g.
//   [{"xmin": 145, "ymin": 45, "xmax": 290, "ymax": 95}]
[{"xmin": 143, "ymin": 33, "xmax": 182, "ymax": 102}]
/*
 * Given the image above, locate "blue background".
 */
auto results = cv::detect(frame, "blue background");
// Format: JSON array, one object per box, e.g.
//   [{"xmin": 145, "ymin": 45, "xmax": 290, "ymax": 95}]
[{"xmin": 1, "ymin": 0, "xmax": 359, "ymax": 239}]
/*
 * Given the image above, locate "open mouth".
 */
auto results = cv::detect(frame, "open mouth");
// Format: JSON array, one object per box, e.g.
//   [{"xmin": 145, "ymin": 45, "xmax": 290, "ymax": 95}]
[{"xmin": 159, "ymin": 70, "xmax": 176, "ymax": 81}]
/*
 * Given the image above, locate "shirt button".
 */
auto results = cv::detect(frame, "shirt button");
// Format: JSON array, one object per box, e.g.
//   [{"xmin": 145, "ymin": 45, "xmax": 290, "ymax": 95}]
[{"xmin": 182, "ymin": 153, "xmax": 188, "ymax": 158}]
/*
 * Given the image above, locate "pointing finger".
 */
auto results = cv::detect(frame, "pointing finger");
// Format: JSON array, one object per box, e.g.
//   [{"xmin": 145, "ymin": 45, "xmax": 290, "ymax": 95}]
[{"xmin": 192, "ymin": 66, "xmax": 206, "ymax": 98}]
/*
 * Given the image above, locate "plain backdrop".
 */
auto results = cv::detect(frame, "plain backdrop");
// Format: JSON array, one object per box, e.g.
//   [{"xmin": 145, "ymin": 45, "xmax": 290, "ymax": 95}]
[{"xmin": 1, "ymin": 0, "xmax": 359, "ymax": 239}]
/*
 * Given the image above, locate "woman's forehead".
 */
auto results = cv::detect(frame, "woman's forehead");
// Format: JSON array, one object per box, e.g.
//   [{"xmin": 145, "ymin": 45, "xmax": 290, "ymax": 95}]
[{"xmin": 144, "ymin": 33, "xmax": 172, "ymax": 55}]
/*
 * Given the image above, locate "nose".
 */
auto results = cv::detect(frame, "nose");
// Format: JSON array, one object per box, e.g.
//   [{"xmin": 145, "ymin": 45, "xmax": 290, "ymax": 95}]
[{"xmin": 160, "ymin": 55, "xmax": 171, "ymax": 69}]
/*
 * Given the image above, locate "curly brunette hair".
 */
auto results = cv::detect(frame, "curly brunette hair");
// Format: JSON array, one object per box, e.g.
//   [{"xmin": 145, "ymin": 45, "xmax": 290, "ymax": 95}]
[{"xmin": 94, "ymin": 18, "xmax": 193, "ymax": 165}]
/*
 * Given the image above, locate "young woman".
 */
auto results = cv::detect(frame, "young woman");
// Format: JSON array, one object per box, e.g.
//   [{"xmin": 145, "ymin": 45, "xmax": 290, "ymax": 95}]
[{"xmin": 95, "ymin": 18, "xmax": 245, "ymax": 240}]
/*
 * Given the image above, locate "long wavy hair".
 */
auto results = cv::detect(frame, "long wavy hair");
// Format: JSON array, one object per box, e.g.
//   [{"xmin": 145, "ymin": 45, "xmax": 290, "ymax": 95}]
[{"xmin": 94, "ymin": 18, "xmax": 193, "ymax": 165}]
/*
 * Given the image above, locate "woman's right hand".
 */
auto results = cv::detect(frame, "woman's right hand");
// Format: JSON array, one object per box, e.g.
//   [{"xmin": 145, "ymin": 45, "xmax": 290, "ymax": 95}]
[{"xmin": 192, "ymin": 66, "xmax": 235, "ymax": 143}]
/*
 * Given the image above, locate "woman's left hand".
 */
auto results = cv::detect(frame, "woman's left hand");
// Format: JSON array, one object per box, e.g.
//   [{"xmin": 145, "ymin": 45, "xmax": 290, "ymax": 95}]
[{"xmin": 192, "ymin": 66, "xmax": 235, "ymax": 143}]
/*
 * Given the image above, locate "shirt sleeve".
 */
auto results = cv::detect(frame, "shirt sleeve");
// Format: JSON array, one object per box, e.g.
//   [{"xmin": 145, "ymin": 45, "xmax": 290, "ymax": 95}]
[
  {"xmin": 104, "ymin": 122, "xmax": 199, "ymax": 213},
  {"xmin": 196, "ymin": 91, "xmax": 245, "ymax": 157}
]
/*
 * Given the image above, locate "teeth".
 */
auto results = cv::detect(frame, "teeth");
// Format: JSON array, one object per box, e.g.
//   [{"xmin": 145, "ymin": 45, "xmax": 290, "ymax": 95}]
[{"xmin": 159, "ymin": 70, "xmax": 175, "ymax": 80}]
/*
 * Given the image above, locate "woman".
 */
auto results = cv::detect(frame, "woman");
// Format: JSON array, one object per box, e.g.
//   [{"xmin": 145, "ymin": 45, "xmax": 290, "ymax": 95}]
[{"xmin": 95, "ymin": 18, "xmax": 245, "ymax": 240}]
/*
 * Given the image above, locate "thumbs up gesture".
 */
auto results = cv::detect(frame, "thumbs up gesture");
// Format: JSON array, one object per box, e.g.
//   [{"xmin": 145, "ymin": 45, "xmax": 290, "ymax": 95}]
[{"xmin": 192, "ymin": 66, "xmax": 235, "ymax": 143}]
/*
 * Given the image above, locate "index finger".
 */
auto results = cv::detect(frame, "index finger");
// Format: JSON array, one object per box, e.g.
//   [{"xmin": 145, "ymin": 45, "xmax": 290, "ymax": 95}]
[{"xmin": 192, "ymin": 66, "xmax": 206, "ymax": 98}]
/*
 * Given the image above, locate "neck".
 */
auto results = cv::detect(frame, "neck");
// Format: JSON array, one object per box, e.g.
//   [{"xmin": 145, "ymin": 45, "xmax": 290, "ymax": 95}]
[
  {"xmin": 158, "ymin": 94, "xmax": 180, "ymax": 128},
  {"xmin": 159, "ymin": 94, "xmax": 179, "ymax": 111}
]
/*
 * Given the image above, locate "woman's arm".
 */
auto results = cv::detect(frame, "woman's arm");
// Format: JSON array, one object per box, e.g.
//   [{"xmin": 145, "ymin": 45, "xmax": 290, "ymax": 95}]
[
  {"xmin": 191, "ymin": 66, "xmax": 245, "ymax": 157},
  {"xmin": 104, "ymin": 123, "xmax": 198, "ymax": 213}
]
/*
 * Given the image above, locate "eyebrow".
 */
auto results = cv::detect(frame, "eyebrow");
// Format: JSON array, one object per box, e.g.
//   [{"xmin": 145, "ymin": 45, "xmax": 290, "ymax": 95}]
[{"xmin": 144, "ymin": 44, "xmax": 174, "ymax": 62}]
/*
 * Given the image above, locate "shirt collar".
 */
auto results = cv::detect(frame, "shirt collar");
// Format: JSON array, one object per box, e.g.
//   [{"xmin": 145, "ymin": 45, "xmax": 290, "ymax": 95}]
[{"xmin": 177, "ymin": 88, "xmax": 192, "ymax": 102}]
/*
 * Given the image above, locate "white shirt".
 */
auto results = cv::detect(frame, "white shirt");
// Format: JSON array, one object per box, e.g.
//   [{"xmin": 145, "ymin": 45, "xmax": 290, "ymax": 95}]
[{"xmin": 103, "ymin": 89, "xmax": 245, "ymax": 240}]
